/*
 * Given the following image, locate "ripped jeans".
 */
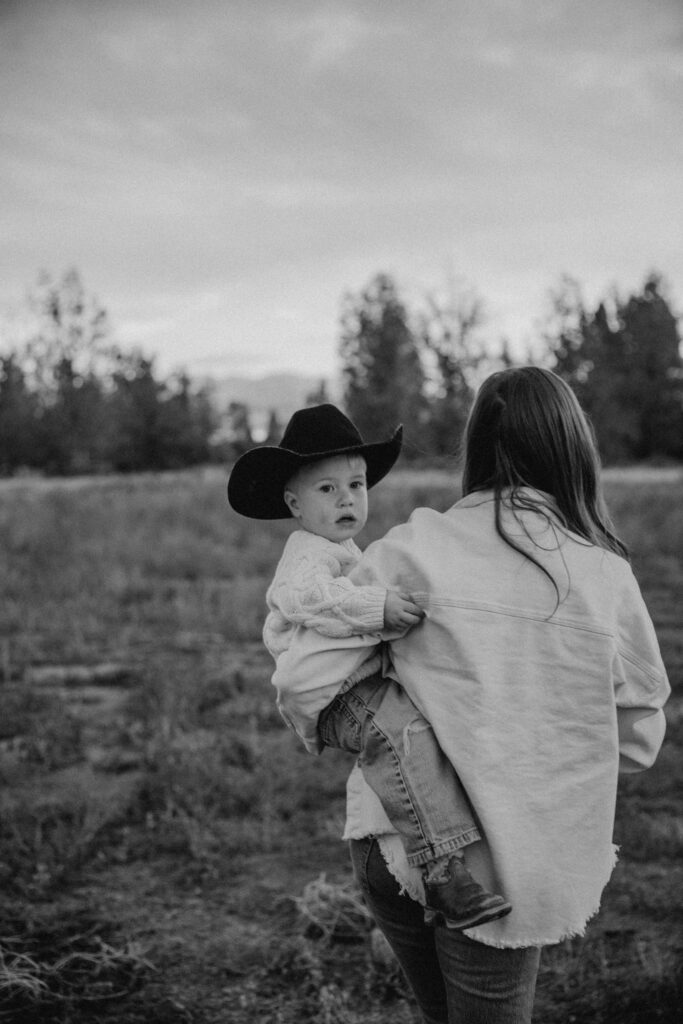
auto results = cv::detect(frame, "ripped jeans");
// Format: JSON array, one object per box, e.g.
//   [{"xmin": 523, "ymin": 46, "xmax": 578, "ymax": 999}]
[{"xmin": 317, "ymin": 673, "xmax": 480, "ymax": 867}]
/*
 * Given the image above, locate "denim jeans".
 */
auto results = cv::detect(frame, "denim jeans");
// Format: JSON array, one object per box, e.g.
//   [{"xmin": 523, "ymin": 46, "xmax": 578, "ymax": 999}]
[
  {"xmin": 350, "ymin": 836, "xmax": 541, "ymax": 1024},
  {"xmin": 318, "ymin": 672, "xmax": 481, "ymax": 866}
]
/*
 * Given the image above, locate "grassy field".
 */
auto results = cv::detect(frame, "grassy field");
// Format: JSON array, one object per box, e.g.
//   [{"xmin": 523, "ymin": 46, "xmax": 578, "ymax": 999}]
[{"xmin": 0, "ymin": 465, "xmax": 681, "ymax": 1023}]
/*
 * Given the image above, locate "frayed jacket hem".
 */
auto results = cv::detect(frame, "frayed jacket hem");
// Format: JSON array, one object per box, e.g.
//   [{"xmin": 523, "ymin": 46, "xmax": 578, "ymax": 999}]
[
  {"xmin": 464, "ymin": 917, "xmax": 593, "ymax": 949},
  {"xmin": 374, "ymin": 835, "xmax": 620, "ymax": 950}
]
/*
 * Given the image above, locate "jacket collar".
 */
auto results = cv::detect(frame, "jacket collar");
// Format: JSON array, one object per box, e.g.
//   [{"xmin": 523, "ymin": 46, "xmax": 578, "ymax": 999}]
[{"xmin": 455, "ymin": 486, "xmax": 559, "ymax": 513}]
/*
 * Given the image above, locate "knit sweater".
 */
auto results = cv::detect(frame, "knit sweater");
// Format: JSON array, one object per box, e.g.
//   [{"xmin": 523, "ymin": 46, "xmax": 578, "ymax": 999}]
[{"xmin": 263, "ymin": 530, "xmax": 387, "ymax": 662}]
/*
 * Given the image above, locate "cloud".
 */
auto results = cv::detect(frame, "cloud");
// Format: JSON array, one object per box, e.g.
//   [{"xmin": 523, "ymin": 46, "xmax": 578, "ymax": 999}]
[{"xmin": 1, "ymin": 0, "xmax": 681, "ymax": 378}]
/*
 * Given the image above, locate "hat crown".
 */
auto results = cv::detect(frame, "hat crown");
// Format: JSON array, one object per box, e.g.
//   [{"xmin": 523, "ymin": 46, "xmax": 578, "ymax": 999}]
[{"xmin": 279, "ymin": 404, "xmax": 363, "ymax": 455}]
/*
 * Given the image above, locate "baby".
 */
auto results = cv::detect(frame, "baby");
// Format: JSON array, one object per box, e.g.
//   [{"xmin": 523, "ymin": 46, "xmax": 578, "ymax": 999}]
[{"xmin": 228, "ymin": 404, "xmax": 510, "ymax": 930}]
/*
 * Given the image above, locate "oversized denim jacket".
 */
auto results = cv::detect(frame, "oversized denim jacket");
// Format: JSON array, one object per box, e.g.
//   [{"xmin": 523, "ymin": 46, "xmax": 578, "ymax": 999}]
[{"xmin": 272, "ymin": 490, "xmax": 670, "ymax": 947}]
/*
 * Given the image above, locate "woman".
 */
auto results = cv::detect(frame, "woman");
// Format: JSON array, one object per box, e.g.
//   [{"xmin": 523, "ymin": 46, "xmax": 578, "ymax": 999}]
[{"xmin": 272, "ymin": 367, "xmax": 670, "ymax": 1023}]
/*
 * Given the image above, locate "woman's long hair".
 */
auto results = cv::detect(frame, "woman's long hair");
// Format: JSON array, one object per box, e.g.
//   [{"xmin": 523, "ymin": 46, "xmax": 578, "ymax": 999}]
[{"xmin": 461, "ymin": 367, "xmax": 628, "ymax": 576}]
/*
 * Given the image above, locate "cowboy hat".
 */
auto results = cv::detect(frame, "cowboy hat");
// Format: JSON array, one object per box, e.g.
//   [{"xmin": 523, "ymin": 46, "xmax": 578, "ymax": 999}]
[{"xmin": 227, "ymin": 404, "xmax": 403, "ymax": 519}]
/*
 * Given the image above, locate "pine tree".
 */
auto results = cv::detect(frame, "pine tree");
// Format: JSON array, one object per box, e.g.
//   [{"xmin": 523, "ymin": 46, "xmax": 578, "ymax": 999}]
[
  {"xmin": 0, "ymin": 355, "xmax": 41, "ymax": 473},
  {"xmin": 339, "ymin": 274, "xmax": 425, "ymax": 452},
  {"xmin": 419, "ymin": 288, "xmax": 483, "ymax": 457},
  {"xmin": 545, "ymin": 273, "xmax": 683, "ymax": 463},
  {"xmin": 620, "ymin": 275, "xmax": 683, "ymax": 459}
]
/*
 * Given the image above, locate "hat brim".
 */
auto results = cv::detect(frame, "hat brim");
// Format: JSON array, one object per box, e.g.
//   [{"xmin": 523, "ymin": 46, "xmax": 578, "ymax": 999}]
[{"xmin": 227, "ymin": 426, "xmax": 403, "ymax": 519}]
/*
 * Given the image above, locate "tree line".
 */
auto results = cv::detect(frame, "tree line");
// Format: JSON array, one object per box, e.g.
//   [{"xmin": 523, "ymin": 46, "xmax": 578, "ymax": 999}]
[
  {"xmin": 544, "ymin": 274, "xmax": 682, "ymax": 463},
  {"xmin": 337, "ymin": 271, "xmax": 683, "ymax": 466},
  {"xmin": 1, "ymin": 268, "xmax": 681, "ymax": 475},
  {"xmin": 0, "ymin": 270, "xmax": 216, "ymax": 475}
]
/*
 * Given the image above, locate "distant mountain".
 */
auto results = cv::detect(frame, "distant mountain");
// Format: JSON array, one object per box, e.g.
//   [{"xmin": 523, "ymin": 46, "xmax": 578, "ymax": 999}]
[{"xmin": 206, "ymin": 372, "xmax": 340, "ymax": 438}]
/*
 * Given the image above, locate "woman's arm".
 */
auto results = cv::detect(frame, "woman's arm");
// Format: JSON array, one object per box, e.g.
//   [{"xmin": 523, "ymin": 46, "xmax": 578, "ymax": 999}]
[
  {"xmin": 614, "ymin": 570, "xmax": 670, "ymax": 774},
  {"xmin": 617, "ymin": 705, "xmax": 667, "ymax": 773}
]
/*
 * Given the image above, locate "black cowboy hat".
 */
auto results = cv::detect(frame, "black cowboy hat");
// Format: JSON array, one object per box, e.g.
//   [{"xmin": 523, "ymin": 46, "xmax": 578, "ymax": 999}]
[{"xmin": 227, "ymin": 404, "xmax": 403, "ymax": 519}]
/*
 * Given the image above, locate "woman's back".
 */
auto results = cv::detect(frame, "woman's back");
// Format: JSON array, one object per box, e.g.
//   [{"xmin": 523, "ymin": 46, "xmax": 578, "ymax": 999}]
[
  {"xmin": 272, "ymin": 368, "xmax": 670, "ymax": 1020},
  {"xmin": 351, "ymin": 489, "xmax": 668, "ymax": 946}
]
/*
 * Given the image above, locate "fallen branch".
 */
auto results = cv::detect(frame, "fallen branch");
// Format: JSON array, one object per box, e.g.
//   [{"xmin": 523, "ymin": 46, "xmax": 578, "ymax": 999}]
[{"xmin": 25, "ymin": 664, "xmax": 138, "ymax": 688}]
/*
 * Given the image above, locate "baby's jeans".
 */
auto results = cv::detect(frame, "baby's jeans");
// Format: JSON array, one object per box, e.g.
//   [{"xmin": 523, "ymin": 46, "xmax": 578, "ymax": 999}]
[{"xmin": 317, "ymin": 672, "xmax": 481, "ymax": 867}]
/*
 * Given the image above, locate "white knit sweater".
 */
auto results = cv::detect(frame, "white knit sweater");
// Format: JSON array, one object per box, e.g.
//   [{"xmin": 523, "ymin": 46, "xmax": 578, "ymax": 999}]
[{"xmin": 263, "ymin": 530, "xmax": 387, "ymax": 661}]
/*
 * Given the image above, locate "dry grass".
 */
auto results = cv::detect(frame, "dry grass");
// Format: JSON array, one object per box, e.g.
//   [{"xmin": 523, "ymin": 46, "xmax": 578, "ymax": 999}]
[
  {"xmin": 0, "ymin": 465, "xmax": 681, "ymax": 1022},
  {"xmin": 293, "ymin": 874, "xmax": 374, "ymax": 943},
  {"xmin": 0, "ymin": 905, "xmax": 155, "ymax": 1022}
]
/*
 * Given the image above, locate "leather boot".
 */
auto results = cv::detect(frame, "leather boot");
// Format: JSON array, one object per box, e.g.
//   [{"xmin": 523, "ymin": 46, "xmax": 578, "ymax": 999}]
[{"xmin": 423, "ymin": 856, "xmax": 512, "ymax": 930}]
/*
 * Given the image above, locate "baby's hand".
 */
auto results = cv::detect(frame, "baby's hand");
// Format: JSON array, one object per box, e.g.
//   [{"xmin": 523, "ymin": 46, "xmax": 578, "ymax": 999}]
[{"xmin": 383, "ymin": 591, "xmax": 425, "ymax": 632}]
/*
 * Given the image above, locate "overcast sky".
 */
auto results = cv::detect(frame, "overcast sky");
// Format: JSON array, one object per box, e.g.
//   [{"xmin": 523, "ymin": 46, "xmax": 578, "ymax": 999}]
[{"xmin": 1, "ymin": 0, "xmax": 681, "ymax": 381}]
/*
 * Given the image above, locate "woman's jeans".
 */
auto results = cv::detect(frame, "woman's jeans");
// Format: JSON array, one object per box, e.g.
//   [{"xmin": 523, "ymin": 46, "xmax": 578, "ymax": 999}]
[
  {"xmin": 318, "ymin": 672, "xmax": 480, "ymax": 866},
  {"xmin": 350, "ymin": 836, "xmax": 541, "ymax": 1024}
]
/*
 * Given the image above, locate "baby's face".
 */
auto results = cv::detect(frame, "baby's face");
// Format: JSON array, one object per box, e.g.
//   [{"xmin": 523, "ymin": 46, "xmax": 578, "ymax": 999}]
[{"xmin": 284, "ymin": 455, "xmax": 368, "ymax": 543}]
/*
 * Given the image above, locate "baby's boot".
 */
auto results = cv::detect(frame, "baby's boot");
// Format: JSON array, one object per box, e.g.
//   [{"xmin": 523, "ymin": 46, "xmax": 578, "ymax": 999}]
[{"xmin": 423, "ymin": 854, "xmax": 512, "ymax": 930}]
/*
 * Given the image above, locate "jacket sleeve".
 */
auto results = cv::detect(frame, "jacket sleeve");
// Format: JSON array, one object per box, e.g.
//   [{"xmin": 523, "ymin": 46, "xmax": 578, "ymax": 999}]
[
  {"xmin": 349, "ymin": 521, "xmax": 424, "ymax": 597},
  {"xmin": 613, "ymin": 569, "xmax": 670, "ymax": 774}
]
